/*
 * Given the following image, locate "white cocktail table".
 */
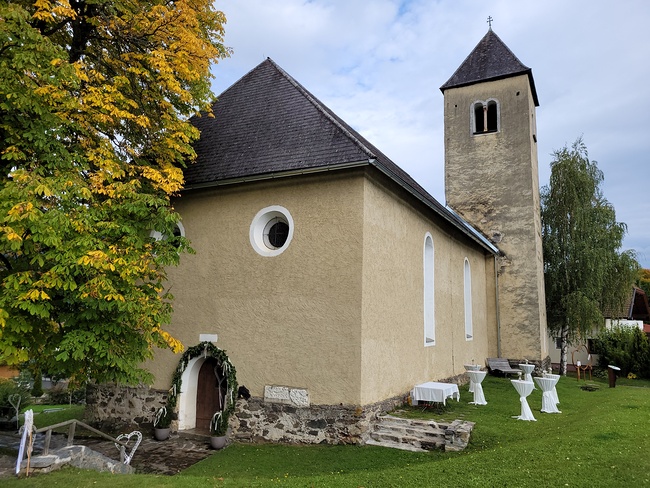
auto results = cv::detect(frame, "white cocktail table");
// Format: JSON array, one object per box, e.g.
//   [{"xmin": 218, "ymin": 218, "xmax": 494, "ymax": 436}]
[
  {"xmin": 535, "ymin": 376, "xmax": 561, "ymax": 413},
  {"xmin": 518, "ymin": 363, "xmax": 535, "ymax": 385},
  {"xmin": 467, "ymin": 370, "xmax": 487, "ymax": 405},
  {"xmin": 511, "ymin": 379, "xmax": 536, "ymax": 421},
  {"xmin": 464, "ymin": 364, "xmax": 481, "ymax": 392}
]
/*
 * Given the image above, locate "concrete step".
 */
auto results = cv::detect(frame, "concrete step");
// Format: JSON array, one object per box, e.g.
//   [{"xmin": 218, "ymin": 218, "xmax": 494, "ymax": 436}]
[
  {"xmin": 368, "ymin": 430, "xmax": 445, "ymax": 450},
  {"xmin": 364, "ymin": 437, "xmax": 428, "ymax": 452},
  {"xmin": 376, "ymin": 415, "xmax": 447, "ymax": 430},
  {"xmin": 372, "ymin": 422, "xmax": 445, "ymax": 438},
  {"xmin": 364, "ymin": 415, "xmax": 448, "ymax": 452},
  {"xmin": 177, "ymin": 428, "xmax": 211, "ymax": 442}
]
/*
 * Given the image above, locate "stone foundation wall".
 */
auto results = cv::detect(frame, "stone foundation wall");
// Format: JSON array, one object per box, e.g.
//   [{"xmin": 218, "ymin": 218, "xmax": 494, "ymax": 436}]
[
  {"xmin": 86, "ymin": 381, "xmax": 476, "ymax": 449},
  {"xmin": 85, "ymin": 383, "xmax": 168, "ymax": 431},
  {"xmin": 232, "ymin": 393, "xmax": 408, "ymax": 445},
  {"xmin": 86, "ymin": 382, "xmax": 408, "ymax": 444}
]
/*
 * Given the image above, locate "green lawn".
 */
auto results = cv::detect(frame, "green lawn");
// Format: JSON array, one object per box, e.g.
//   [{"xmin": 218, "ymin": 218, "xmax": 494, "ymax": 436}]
[
  {"xmin": 5, "ymin": 375, "xmax": 650, "ymax": 487},
  {"xmin": 19, "ymin": 404, "xmax": 86, "ymax": 432}
]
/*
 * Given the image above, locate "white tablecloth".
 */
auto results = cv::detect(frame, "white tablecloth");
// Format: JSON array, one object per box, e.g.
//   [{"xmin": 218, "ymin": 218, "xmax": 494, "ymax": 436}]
[
  {"xmin": 467, "ymin": 370, "xmax": 487, "ymax": 405},
  {"xmin": 544, "ymin": 373, "xmax": 561, "ymax": 406},
  {"xmin": 412, "ymin": 382, "xmax": 460, "ymax": 406},
  {"xmin": 535, "ymin": 376, "xmax": 561, "ymax": 413},
  {"xmin": 518, "ymin": 364, "xmax": 535, "ymax": 385},
  {"xmin": 464, "ymin": 364, "xmax": 481, "ymax": 392},
  {"xmin": 511, "ymin": 380, "xmax": 536, "ymax": 421}
]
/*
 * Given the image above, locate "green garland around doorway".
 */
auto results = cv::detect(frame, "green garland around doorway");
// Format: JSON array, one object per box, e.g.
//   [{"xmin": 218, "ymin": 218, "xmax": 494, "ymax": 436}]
[{"xmin": 165, "ymin": 342, "xmax": 238, "ymax": 425}]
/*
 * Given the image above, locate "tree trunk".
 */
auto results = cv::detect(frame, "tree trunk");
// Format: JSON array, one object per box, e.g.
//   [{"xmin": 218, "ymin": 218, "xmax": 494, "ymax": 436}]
[{"xmin": 559, "ymin": 324, "xmax": 569, "ymax": 375}]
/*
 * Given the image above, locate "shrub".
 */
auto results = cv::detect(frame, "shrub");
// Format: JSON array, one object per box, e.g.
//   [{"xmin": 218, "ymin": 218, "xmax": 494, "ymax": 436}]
[
  {"xmin": 0, "ymin": 378, "xmax": 31, "ymax": 419},
  {"xmin": 31, "ymin": 374, "xmax": 43, "ymax": 398},
  {"xmin": 592, "ymin": 325, "xmax": 650, "ymax": 378},
  {"xmin": 47, "ymin": 382, "xmax": 87, "ymax": 405}
]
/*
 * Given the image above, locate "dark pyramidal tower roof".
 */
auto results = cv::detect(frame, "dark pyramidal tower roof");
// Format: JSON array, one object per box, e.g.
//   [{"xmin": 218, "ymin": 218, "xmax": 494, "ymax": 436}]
[{"xmin": 440, "ymin": 29, "xmax": 539, "ymax": 106}]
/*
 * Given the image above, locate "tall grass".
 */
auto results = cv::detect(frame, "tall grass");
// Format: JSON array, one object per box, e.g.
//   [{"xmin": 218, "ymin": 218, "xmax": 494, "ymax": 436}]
[{"xmin": 4, "ymin": 375, "xmax": 650, "ymax": 487}]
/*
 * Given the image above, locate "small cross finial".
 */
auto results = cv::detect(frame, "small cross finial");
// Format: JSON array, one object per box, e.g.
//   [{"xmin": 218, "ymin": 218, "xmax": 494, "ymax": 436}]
[{"xmin": 487, "ymin": 16, "xmax": 493, "ymax": 29}]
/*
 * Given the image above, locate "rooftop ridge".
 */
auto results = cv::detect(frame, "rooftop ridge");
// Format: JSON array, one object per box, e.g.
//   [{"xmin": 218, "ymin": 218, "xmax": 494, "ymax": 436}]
[{"xmin": 264, "ymin": 58, "xmax": 378, "ymax": 161}]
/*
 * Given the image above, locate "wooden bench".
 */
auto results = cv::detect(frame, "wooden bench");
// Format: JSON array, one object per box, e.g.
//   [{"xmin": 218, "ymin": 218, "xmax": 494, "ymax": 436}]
[{"xmin": 486, "ymin": 358, "xmax": 521, "ymax": 376}]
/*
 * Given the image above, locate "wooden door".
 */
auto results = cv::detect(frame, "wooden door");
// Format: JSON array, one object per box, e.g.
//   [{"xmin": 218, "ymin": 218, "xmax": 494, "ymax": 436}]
[{"xmin": 195, "ymin": 358, "xmax": 224, "ymax": 431}]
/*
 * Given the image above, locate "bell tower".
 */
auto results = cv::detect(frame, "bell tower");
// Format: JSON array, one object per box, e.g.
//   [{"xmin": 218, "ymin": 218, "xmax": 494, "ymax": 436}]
[{"xmin": 440, "ymin": 28, "xmax": 548, "ymax": 362}]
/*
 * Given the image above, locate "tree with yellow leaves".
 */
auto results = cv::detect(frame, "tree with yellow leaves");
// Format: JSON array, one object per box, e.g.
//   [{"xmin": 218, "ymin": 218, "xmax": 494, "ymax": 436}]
[{"xmin": 0, "ymin": 1, "xmax": 229, "ymax": 384}]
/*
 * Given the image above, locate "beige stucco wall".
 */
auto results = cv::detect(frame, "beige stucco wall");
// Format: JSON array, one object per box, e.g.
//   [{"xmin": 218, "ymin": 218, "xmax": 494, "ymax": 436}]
[
  {"xmin": 444, "ymin": 74, "xmax": 548, "ymax": 361},
  {"xmin": 148, "ymin": 168, "xmax": 498, "ymax": 407},
  {"xmin": 358, "ymin": 175, "xmax": 494, "ymax": 405},
  {"xmin": 148, "ymin": 171, "xmax": 365, "ymax": 405}
]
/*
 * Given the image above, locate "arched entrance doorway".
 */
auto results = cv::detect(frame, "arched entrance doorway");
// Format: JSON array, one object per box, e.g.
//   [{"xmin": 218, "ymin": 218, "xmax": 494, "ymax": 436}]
[
  {"xmin": 195, "ymin": 357, "xmax": 227, "ymax": 431},
  {"xmin": 172, "ymin": 342, "xmax": 238, "ymax": 432}
]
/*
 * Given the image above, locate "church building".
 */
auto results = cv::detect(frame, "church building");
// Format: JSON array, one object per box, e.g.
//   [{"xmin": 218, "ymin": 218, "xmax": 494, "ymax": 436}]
[{"xmin": 88, "ymin": 29, "xmax": 548, "ymax": 444}]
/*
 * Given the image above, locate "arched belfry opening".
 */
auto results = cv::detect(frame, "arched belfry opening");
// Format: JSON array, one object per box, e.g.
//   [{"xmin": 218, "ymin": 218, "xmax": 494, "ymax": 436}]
[{"xmin": 473, "ymin": 100, "xmax": 498, "ymax": 133}]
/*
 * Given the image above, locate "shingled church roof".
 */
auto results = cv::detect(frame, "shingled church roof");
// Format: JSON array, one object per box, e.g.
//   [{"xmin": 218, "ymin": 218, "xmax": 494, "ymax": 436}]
[
  {"xmin": 185, "ymin": 58, "xmax": 497, "ymax": 254},
  {"xmin": 440, "ymin": 29, "xmax": 539, "ymax": 106}
]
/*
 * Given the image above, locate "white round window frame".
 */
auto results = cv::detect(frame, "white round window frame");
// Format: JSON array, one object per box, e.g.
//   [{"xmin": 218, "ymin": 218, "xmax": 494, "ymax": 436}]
[
  {"xmin": 150, "ymin": 221, "xmax": 185, "ymax": 242},
  {"xmin": 250, "ymin": 205, "xmax": 294, "ymax": 257}
]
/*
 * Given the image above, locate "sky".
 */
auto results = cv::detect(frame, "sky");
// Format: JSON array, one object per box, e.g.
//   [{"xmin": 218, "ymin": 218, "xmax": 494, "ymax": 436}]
[{"xmin": 208, "ymin": 0, "xmax": 650, "ymax": 268}]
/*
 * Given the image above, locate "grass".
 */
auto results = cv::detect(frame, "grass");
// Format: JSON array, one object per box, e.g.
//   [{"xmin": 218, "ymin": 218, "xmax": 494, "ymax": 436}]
[
  {"xmin": 4, "ymin": 375, "xmax": 650, "ymax": 487},
  {"xmin": 18, "ymin": 404, "xmax": 86, "ymax": 433}
]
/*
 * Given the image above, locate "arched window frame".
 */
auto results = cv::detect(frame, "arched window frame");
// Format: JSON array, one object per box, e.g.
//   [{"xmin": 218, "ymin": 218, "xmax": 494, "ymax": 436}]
[
  {"xmin": 471, "ymin": 98, "xmax": 500, "ymax": 135},
  {"xmin": 423, "ymin": 233, "xmax": 435, "ymax": 346},
  {"xmin": 464, "ymin": 258, "xmax": 473, "ymax": 341}
]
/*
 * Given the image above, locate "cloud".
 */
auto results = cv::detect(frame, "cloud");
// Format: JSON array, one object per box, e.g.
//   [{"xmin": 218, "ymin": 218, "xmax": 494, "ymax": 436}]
[{"xmin": 211, "ymin": 0, "xmax": 650, "ymax": 267}]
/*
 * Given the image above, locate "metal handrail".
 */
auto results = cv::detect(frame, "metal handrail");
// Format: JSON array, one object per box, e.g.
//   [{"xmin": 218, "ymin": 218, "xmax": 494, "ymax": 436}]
[{"xmin": 34, "ymin": 419, "xmax": 129, "ymax": 463}]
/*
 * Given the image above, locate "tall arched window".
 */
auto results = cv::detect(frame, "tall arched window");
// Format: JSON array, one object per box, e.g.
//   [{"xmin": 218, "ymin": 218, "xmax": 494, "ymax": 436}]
[
  {"xmin": 464, "ymin": 258, "xmax": 473, "ymax": 340},
  {"xmin": 472, "ymin": 99, "xmax": 499, "ymax": 134},
  {"xmin": 423, "ymin": 234, "xmax": 435, "ymax": 346}
]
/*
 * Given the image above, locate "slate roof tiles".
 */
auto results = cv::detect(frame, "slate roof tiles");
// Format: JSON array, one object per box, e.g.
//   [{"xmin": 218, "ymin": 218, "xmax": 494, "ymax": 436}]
[
  {"xmin": 185, "ymin": 57, "xmax": 497, "ymax": 254},
  {"xmin": 440, "ymin": 29, "xmax": 539, "ymax": 106}
]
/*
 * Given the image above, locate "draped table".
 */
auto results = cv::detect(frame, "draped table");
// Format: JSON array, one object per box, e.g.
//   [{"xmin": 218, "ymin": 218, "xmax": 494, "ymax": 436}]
[
  {"xmin": 510, "ymin": 379, "xmax": 536, "ymax": 421},
  {"xmin": 464, "ymin": 364, "xmax": 481, "ymax": 393},
  {"xmin": 534, "ymin": 376, "xmax": 561, "ymax": 413},
  {"xmin": 412, "ymin": 382, "xmax": 460, "ymax": 406},
  {"xmin": 467, "ymin": 370, "xmax": 487, "ymax": 405},
  {"xmin": 544, "ymin": 373, "xmax": 561, "ymax": 407},
  {"xmin": 518, "ymin": 363, "xmax": 536, "ymax": 385}
]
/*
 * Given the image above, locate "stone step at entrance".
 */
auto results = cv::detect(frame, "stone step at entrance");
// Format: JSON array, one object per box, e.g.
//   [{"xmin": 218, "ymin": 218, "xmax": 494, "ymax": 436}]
[{"xmin": 363, "ymin": 415, "xmax": 474, "ymax": 452}]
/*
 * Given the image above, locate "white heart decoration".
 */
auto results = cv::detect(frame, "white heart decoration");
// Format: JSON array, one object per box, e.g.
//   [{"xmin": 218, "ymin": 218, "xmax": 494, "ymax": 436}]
[
  {"xmin": 114, "ymin": 431, "xmax": 142, "ymax": 465},
  {"xmin": 8, "ymin": 394, "xmax": 21, "ymax": 412}
]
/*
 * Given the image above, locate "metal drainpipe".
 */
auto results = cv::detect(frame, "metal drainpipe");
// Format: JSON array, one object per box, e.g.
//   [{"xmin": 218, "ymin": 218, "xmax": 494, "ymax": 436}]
[{"xmin": 495, "ymin": 255, "xmax": 502, "ymax": 357}]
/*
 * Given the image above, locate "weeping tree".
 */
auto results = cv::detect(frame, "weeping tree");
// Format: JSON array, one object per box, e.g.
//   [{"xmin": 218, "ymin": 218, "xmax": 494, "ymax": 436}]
[{"xmin": 541, "ymin": 137, "xmax": 638, "ymax": 375}]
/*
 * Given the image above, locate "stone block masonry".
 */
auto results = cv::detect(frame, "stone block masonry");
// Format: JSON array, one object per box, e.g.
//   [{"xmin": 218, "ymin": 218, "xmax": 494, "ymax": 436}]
[
  {"xmin": 232, "ymin": 393, "xmax": 407, "ymax": 445},
  {"xmin": 86, "ymin": 384, "xmax": 473, "ymax": 452},
  {"xmin": 86, "ymin": 383, "xmax": 168, "ymax": 431}
]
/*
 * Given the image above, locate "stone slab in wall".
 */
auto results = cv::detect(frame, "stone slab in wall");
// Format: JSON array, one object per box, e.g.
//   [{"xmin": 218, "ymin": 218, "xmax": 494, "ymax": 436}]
[{"xmin": 263, "ymin": 385, "xmax": 310, "ymax": 407}]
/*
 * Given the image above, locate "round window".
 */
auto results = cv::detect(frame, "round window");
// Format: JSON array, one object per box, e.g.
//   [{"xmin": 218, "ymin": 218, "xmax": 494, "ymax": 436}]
[
  {"xmin": 250, "ymin": 206, "xmax": 294, "ymax": 257},
  {"xmin": 264, "ymin": 217, "xmax": 290, "ymax": 249}
]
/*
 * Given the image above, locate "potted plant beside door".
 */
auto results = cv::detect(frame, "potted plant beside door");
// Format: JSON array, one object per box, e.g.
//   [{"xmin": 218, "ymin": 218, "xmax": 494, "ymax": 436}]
[
  {"xmin": 153, "ymin": 406, "xmax": 172, "ymax": 441},
  {"xmin": 209, "ymin": 410, "xmax": 228, "ymax": 449}
]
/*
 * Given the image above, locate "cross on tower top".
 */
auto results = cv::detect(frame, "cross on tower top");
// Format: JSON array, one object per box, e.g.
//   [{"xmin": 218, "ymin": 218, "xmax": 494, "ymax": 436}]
[{"xmin": 487, "ymin": 16, "xmax": 493, "ymax": 29}]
